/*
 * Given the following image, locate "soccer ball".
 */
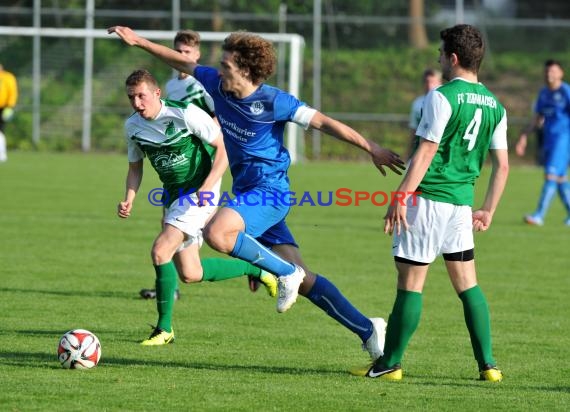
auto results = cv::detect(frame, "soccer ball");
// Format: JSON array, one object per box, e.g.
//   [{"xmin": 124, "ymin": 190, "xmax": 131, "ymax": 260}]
[{"xmin": 57, "ymin": 329, "xmax": 101, "ymax": 369}]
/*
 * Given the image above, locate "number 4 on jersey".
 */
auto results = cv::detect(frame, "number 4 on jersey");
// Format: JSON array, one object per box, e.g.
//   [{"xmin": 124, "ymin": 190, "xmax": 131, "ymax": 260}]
[{"xmin": 462, "ymin": 108, "xmax": 482, "ymax": 151}]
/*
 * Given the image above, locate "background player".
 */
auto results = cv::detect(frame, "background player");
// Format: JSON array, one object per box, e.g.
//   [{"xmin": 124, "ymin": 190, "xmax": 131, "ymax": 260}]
[
  {"xmin": 407, "ymin": 68, "xmax": 442, "ymax": 159},
  {"xmin": 164, "ymin": 30, "xmax": 216, "ymax": 117},
  {"xmin": 515, "ymin": 59, "xmax": 570, "ymax": 226}
]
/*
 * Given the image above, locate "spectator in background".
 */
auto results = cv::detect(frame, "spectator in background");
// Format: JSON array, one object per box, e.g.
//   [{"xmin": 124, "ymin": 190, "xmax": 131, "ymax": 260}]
[
  {"xmin": 0, "ymin": 63, "xmax": 18, "ymax": 162},
  {"xmin": 407, "ymin": 68, "xmax": 442, "ymax": 159},
  {"xmin": 515, "ymin": 59, "xmax": 570, "ymax": 226}
]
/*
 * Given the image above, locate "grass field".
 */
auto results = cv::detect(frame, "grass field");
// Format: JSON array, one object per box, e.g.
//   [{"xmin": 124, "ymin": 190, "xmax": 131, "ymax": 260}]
[{"xmin": 1, "ymin": 152, "xmax": 569, "ymax": 411}]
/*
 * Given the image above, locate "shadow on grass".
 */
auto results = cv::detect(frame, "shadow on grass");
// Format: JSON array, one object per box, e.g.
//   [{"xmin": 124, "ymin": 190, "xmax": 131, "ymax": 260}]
[
  {"xmin": 0, "ymin": 350, "xmax": 346, "ymax": 376},
  {"xmin": 2, "ymin": 351, "xmax": 570, "ymax": 393},
  {"xmin": 6, "ymin": 329, "xmax": 81, "ymax": 336},
  {"xmin": 0, "ymin": 350, "xmax": 61, "ymax": 369},
  {"xmin": 0, "ymin": 287, "xmax": 138, "ymax": 300},
  {"xmin": 1, "ymin": 328, "xmax": 161, "ymax": 346}
]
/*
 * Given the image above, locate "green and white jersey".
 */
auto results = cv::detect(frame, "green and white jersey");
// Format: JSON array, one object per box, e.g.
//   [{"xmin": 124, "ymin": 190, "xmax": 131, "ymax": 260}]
[
  {"xmin": 125, "ymin": 99, "xmax": 220, "ymax": 207},
  {"xmin": 165, "ymin": 75, "xmax": 215, "ymax": 117},
  {"xmin": 415, "ymin": 77, "xmax": 508, "ymax": 206},
  {"xmin": 409, "ymin": 94, "xmax": 426, "ymax": 130}
]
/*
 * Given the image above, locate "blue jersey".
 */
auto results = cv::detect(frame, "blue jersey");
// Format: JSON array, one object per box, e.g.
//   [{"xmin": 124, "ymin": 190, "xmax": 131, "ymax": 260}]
[
  {"xmin": 534, "ymin": 82, "xmax": 570, "ymax": 151},
  {"xmin": 194, "ymin": 66, "xmax": 307, "ymax": 194}
]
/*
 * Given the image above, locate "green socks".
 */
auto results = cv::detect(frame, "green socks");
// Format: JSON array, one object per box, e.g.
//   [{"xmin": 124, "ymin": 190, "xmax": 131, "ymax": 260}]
[
  {"xmin": 459, "ymin": 285, "xmax": 496, "ymax": 369},
  {"xmin": 155, "ymin": 261, "xmax": 178, "ymax": 333},
  {"xmin": 382, "ymin": 289, "xmax": 423, "ymax": 368},
  {"xmin": 201, "ymin": 257, "xmax": 262, "ymax": 282},
  {"xmin": 382, "ymin": 286, "xmax": 496, "ymax": 370},
  {"xmin": 153, "ymin": 259, "xmax": 264, "ymax": 333}
]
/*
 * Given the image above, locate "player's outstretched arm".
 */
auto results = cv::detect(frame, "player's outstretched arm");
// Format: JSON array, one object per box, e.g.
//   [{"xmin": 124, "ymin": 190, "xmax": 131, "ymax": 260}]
[
  {"xmin": 472, "ymin": 149, "xmax": 509, "ymax": 232},
  {"xmin": 309, "ymin": 111, "xmax": 405, "ymax": 176},
  {"xmin": 107, "ymin": 26, "xmax": 198, "ymax": 75}
]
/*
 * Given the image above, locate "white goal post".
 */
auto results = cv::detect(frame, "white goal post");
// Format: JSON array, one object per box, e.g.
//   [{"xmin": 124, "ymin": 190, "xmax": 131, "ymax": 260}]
[{"xmin": 0, "ymin": 26, "xmax": 305, "ymax": 163}]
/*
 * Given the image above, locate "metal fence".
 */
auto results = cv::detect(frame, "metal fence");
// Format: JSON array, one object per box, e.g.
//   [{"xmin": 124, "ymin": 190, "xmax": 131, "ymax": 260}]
[{"xmin": 1, "ymin": 1, "xmax": 569, "ymax": 161}]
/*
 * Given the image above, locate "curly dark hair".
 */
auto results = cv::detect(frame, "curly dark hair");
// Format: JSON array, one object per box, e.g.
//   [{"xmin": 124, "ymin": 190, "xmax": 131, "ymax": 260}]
[
  {"xmin": 222, "ymin": 31, "xmax": 276, "ymax": 84},
  {"xmin": 440, "ymin": 24, "xmax": 484, "ymax": 73},
  {"xmin": 125, "ymin": 69, "xmax": 159, "ymax": 89}
]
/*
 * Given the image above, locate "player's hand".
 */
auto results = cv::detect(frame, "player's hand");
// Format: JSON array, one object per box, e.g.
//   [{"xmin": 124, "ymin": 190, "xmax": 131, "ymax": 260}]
[
  {"xmin": 515, "ymin": 135, "xmax": 527, "ymax": 157},
  {"xmin": 117, "ymin": 200, "xmax": 132, "ymax": 218},
  {"xmin": 383, "ymin": 203, "xmax": 408, "ymax": 236},
  {"xmin": 107, "ymin": 26, "xmax": 141, "ymax": 46},
  {"xmin": 196, "ymin": 185, "xmax": 216, "ymax": 207},
  {"xmin": 472, "ymin": 209, "xmax": 492, "ymax": 232},
  {"xmin": 370, "ymin": 146, "xmax": 406, "ymax": 176}
]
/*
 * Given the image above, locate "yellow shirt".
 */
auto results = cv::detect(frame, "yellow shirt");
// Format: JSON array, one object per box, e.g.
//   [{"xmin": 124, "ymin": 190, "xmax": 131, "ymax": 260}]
[{"xmin": 0, "ymin": 70, "xmax": 18, "ymax": 108}]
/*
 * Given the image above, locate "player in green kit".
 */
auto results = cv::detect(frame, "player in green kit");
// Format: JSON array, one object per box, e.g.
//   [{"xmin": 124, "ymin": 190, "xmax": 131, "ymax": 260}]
[
  {"xmin": 118, "ymin": 69, "xmax": 275, "ymax": 346},
  {"xmin": 164, "ymin": 30, "xmax": 215, "ymax": 117},
  {"xmin": 354, "ymin": 24, "xmax": 509, "ymax": 382}
]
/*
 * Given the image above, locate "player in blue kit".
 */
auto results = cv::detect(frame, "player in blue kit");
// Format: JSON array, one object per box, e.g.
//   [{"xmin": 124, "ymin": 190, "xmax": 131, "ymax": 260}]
[
  {"xmin": 139, "ymin": 30, "xmax": 277, "ymax": 303},
  {"xmin": 516, "ymin": 59, "xmax": 570, "ymax": 226},
  {"xmin": 109, "ymin": 26, "xmax": 405, "ymax": 362}
]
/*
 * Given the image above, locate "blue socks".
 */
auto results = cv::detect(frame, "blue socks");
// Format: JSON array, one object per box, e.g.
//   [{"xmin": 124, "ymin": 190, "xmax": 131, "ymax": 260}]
[
  {"xmin": 534, "ymin": 179, "xmax": 570, "ymax": 219},
  {"xmin": 230, "ymin": 232, "xmax": 295, "ymax": 276},
  {"xmin": 534, "ymin": 179, "xmax": 557, "ymax": 218},
  {"xmin": 231, "ymin": 235, "xmax": 373, "ymax": 342},
  {"xmin": 306, "ymin": 275, "xmax": 373, "ymax": 342},
  {"xmin": 558, "ymin": 181, "xmax": 570, "ymax": 214}
]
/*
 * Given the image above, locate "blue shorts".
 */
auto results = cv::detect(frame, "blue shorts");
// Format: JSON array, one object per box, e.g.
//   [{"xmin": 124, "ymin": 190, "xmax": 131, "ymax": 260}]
[
  {"xmin": 225, "ymin": 187, "xmax": 298, "ymax": 247},
  {"xmin": 543, "ymin": 133, "xmax": 570, "ymax": 177},
  {"xmin": 544, "ymin": 146, "xmax": 570, "ymax": 177}
]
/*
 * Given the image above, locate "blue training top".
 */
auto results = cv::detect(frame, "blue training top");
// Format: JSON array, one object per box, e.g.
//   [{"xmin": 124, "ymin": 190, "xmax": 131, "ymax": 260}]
[
  {"xmin": 195, "ymin": 66, "xmax": 307, "ymax": 194},
  {"xmin": 535, "ymin": 82, "xmax": 570, "ymax": 151}
]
